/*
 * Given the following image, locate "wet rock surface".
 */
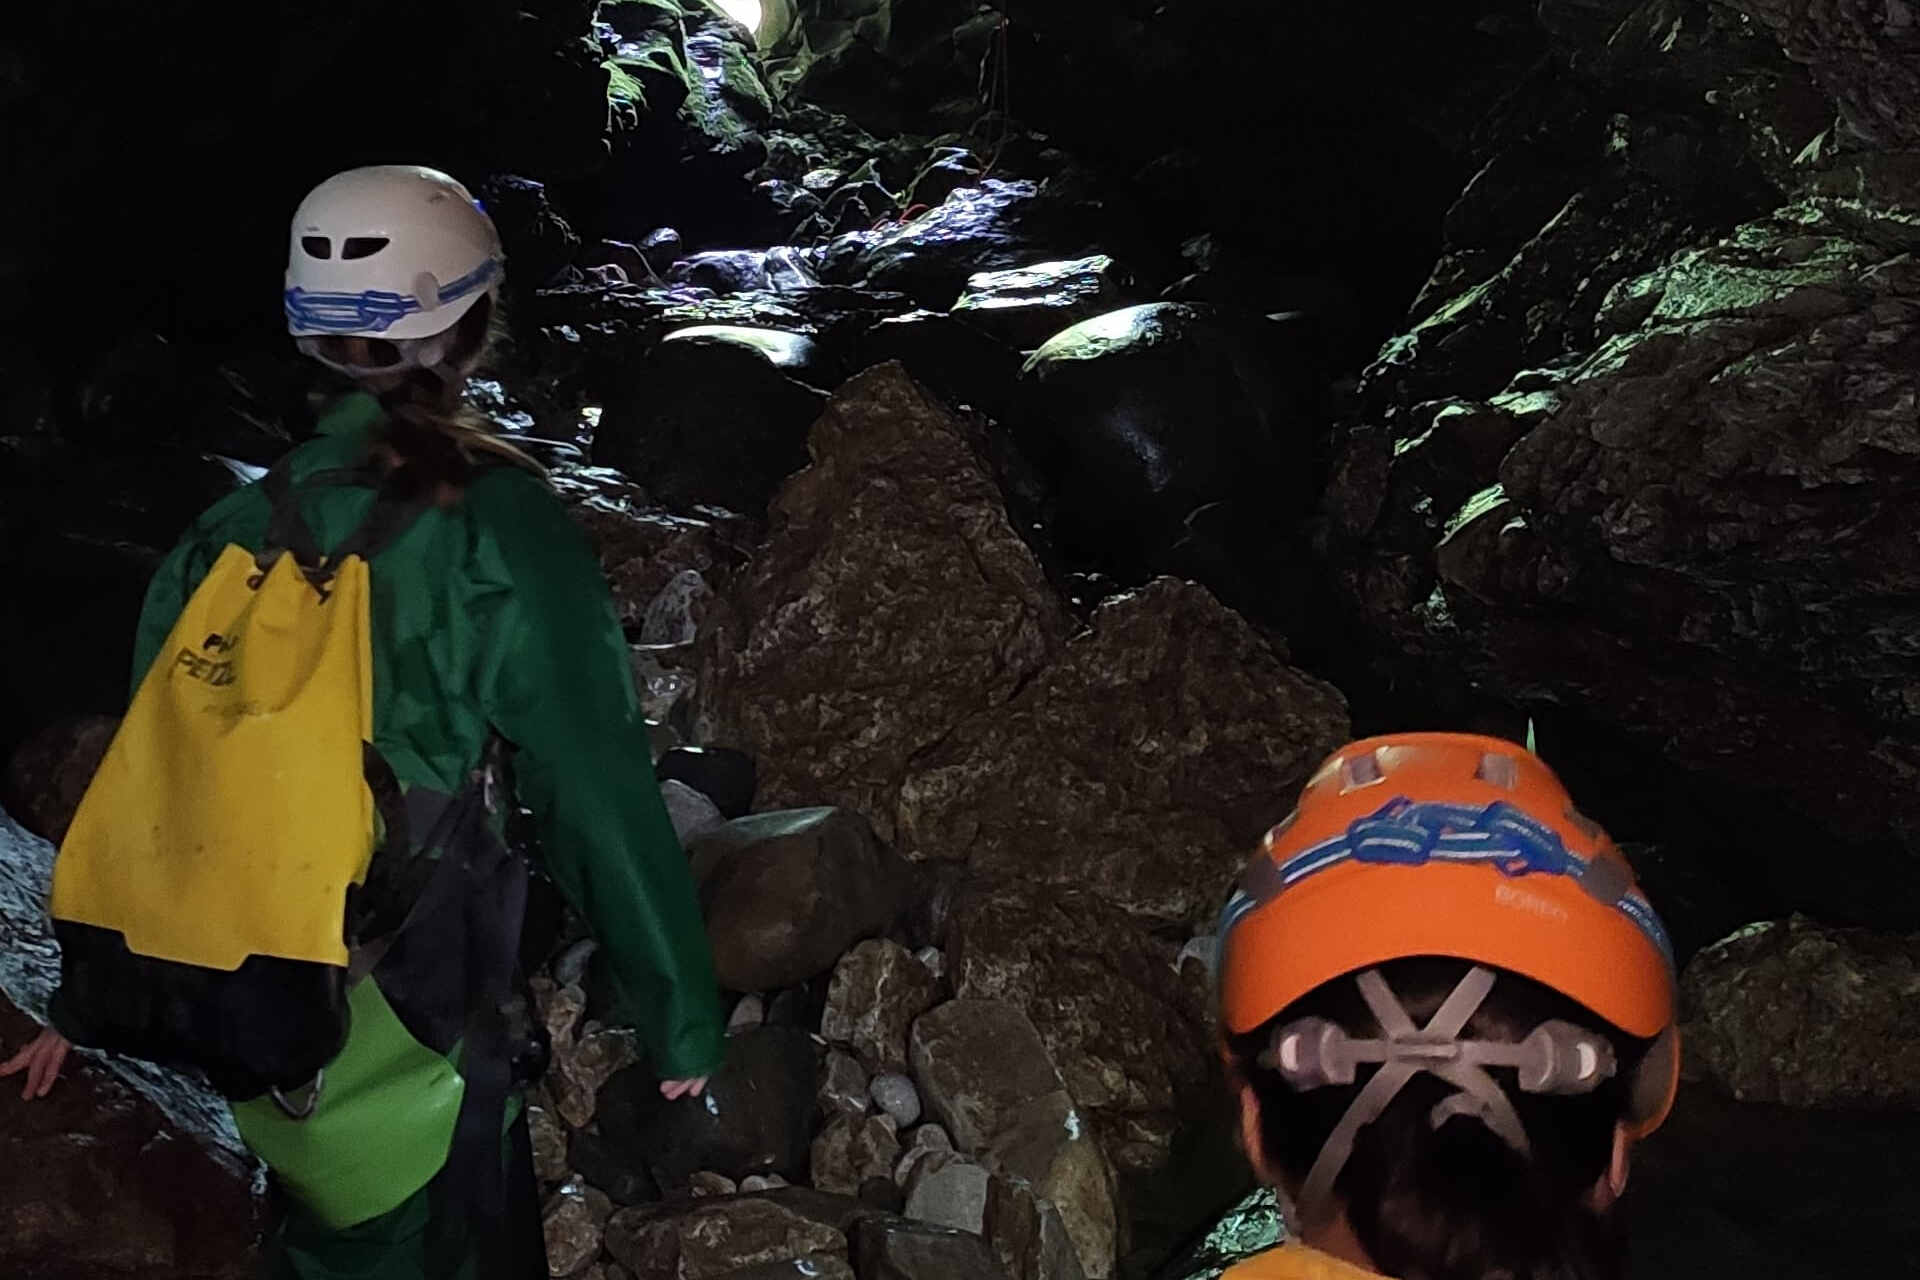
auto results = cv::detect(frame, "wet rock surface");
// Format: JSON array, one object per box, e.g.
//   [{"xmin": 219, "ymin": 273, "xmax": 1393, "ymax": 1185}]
[
  {"xmin": 544, "ymin": 1179, "xmax": 616, "ymax": 1277},
  {"xmin": 551, "ymin": 464, "xmax": 747, "ymax": 634},
  {"xmin": 983, "ymin": 1172, "xmax": 1089, "ymax": 1280},
  {"xmin": 0, "ymin": 808, "xmax": 261, "ymax": 1280},
  {"xmin": 909, "ymin": 1000, "xmax": 1118, "ymax": 1278},
  {"xmin": 1014, "ymin": 303, "xmax": 1329, "ymax": 604},
  {"xmin": 597, "ymin": 1026, "xmax": 818, "ymax": 1192},
  {"xmin": 530, "ymin": 1105, "xmax": 573, "ymax": 1186},
  {"xmin": 1317, "ymin": 0, "xmax": 1920, "ymax": 932},
  {"xmin": 869, "ymin": 1073, "xmax": 922, "ymax": 1129},
  {"xmin": 819, "ymin": 1048, "xmax": 872, "ymax": 1122},
  {"xmin": 690, "ymin": 807, "xmax": 916, "ymax": 993},
  {"xmin": 1681, "ymin": 918, "xmax": 1920, "ymax": 1110},
  {"xmin": 811, "ymin": 1113, "xmax": 902, "ymax": 1196},
  {"xmin": 605, "ymin": 1189, "xmax": 866, "ymax": 1280},
  {"xmin": 852, "ymin": 1214, "xmax": 1014, "ymax": 1280},
  {"xmin": 593, "ymin": 328, "xmax": 831, "ymax": 518},
  {"xmin": 847, "ymin": 311, "xmax": 1026, "ymax": 424},
  {"xmin": 900, "ymin": 579, "xmax": 1348, "ymax": 928},
  {"xmin": 699, "ymin": 364, "xmax": 1071, "ymax": 834},
  {"xmin": 944, "ymin": 880, "xmax": 1214, "ymax": 1180},
  {"xmin": 533, "ymin": 978, "xmax": 643, "ymax": 1131},
  {"xmin": 902, "ymin": 1154, "xmax": 991, "ymax": 1236},
  {"xmin": 0, "ymin": 992, "xmax": 260, "ymax": 1280},
  {"xmin": 657, "ymin": 747, "xmax": 759, "ymax": 821},
  {"xmin": 951, "ymin": 257, "xmax": 1134, "ymax": 351},
  {"xmin": 815, "ymin": 182, "xmax": 1098, "ymax": 308},
  {"xmin": 821, "ymin": 940, "xmax": 942, "ymax": 1073}
]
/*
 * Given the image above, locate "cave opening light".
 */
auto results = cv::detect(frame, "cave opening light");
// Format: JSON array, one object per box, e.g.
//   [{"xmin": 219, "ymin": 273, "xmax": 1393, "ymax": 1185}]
[{"xmin": 715, "ymin": 0, "xmax": 764, "ymax": 38}]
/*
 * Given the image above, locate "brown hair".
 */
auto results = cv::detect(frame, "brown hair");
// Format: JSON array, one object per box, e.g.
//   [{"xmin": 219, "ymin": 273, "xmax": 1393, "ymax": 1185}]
[
  {"xmin": 316, "ymin": 294, "xmax": 543, "ymax": 501},
  {"xmin": 1227, "ymin": 957, "xmax": 1650, "ymax": 1280}
]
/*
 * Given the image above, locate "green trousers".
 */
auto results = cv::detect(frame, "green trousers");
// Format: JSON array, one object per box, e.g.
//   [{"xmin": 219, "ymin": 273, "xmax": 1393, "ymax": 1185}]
[{"xmin": 263, "ymin": 1111, "xmax": 548, "ymax": 1280}]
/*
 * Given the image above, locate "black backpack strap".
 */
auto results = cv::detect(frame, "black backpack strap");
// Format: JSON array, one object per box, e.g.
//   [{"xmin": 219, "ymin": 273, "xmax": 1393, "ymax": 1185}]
[
  {"xmin": 331, "ymin": 479, "xmax": 436, "ymax": 564},
  {"xmin": 366, "ymin": 738, "xmax": 531, "ymax": 1280},
  {"xmin": 259, "ymin": 457, "xmax": 327, "ymax": 576},
  {"xmin": 257, "ymin": 457, "xmax": 434, "ymax": 593}
]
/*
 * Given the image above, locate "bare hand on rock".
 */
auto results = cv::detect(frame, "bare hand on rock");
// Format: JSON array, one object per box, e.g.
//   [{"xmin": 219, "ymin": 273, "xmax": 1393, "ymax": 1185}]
[{"xmin": 0, "ymin": 1027, "xmax": 71, "ymax": 1100}]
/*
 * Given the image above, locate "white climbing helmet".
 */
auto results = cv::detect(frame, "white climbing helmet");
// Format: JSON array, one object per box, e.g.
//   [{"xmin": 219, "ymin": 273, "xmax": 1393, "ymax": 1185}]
[{"xmin": 283, "ymin": 165, "xmax": 505, "ymax": 347}]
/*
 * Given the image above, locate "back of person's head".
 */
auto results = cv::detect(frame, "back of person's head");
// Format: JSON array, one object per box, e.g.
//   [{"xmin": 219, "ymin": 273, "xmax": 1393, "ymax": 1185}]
[
  {"xmin": 1214, "ymin": 734, "xmax": 1681, "ymax": 1280},
  {"xmin": 1227, "ymin": 958, "xmax": 1644, "ymax": 1280},
  {"xmin": 283, "ymin": 164, "xmax": 538, "ymax": 489}
]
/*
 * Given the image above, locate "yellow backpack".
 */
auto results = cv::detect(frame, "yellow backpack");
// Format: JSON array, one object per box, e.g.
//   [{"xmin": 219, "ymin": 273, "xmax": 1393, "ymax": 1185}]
[
  {"xmin": 50, "ymin": 459, "xmax": 543, "ymax": 1233},
  {"xmin": 48, "ymin": 462, "xmax": 425, "ymax": 1099}
]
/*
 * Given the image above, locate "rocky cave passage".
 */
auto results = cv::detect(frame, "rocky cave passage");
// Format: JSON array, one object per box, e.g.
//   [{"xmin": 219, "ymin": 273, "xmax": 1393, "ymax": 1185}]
[{"xmin": 3, "ymin": 0, "xmax": 1920, "ymax": 1277}]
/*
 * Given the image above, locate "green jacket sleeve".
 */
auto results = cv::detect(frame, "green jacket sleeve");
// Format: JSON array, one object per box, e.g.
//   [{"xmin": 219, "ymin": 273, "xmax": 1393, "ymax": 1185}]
[{"xmin": 471, "ymin": 471, "xmax": 725, "ymax": 1080}]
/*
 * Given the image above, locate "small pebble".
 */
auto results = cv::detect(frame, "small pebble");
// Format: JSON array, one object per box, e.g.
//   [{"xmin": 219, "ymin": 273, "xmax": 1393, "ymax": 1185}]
[
  {"xmin": 661, "ymin": 779, "xmax": 726, "ymax": 844},
  {"xmin": 727, "ymin": 993, "xmax": 767, "ymax": 1035},
  {"xmin": 739, "ymin": 1173, "xmax": 788, "ymax": 1191},
  {"xmin": 688, "ymin": 1171, "xmax": 738, "ymax": 1197},
  {"xmin": 910, "ymin": 1124, "xmax": 953, "ymax": 1154},
  {"xmin": 869, "ymin": 1071, "xmax": 922, "ymax": 1128},
  {"xmin": 819, "ymin": 1049, "xmax": 871, "ymax": 1119},
  {"xmin": 893, "ymin": 1145, "xmax": 930, "ymax": 1188}
]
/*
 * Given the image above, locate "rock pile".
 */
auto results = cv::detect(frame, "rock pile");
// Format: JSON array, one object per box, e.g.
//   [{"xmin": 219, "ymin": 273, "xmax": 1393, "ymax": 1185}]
[{"xmin": 497, "ymin": 364, "xmax": 1347, "ymax": 1279}]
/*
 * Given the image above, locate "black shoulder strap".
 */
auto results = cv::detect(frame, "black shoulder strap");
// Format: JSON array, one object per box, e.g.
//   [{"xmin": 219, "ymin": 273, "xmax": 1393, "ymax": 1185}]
[{"xmin": 258, "ymin": 456, "xmax": 434, "ymax": 586}]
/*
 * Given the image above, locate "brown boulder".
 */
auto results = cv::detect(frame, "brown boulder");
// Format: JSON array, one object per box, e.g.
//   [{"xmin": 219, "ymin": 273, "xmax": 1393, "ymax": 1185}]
[
  {"xmin": 984, "ymin": 1172, "xmax": 1089, "ymax": 1280},
  {"xmin": 853, "ymin": 1214, "xmax": 1015, "ymax": 1280},
  {"xmin": 1681, "ymin": 917, "xmax": 1920, "ymax": 1109},
  {"xmin": 543, "ymin": 1179, "xmax": 615, "ymax": 1277},
  {"xmin": 909, "ymin": 1000, "xmax": 1118, "ymax": 1278},
  {"xmin": 819, "ymin": 1048, "xmax": 872, "ymax": 1121},
  {"xmin": 810, "ymin": 1112, "xmax": 902, "ymax": 1196},
  {"xmin": 820, "ymin": 939, "xmax": 942, "ymax": 1072},
  {"xmin": 529, "ymin": 1105, "xmax": 572, "ymax": 1184},
  {"xmin": 690, "ymin": 807, "xmax": 916, "ymax": 993},
  {"xmin": 697, "ymin": 363, "xmax": 1071, "ymax": 836},
  {"xmin": 0, "ymin": 994, "xmax": 259, "ymax": 1280},
  {"xmin": 4, "ymin": 714, "xmax": 118, "ymax": 844},
  {"xmin": 605, "ymin": 1191, "xmax": 859, "ymax": 1280},
  {"xmin": 945, "ymin": 880, "xmax": 1214, "ymax": 1177},
  {"xmin": 899, "ymin": 578, "xmax": 1348, "ymax": 927},
  {"xmin": 550, "ymin": 463, "xmax": 748, "ymax": 633}
]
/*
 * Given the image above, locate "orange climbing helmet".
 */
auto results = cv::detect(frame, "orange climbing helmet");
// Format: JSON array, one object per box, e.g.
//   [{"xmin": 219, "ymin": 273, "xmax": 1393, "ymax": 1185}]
[{"xmin": 1217, "ymin": 733, "xmax": 1680, "ymax": 1141}]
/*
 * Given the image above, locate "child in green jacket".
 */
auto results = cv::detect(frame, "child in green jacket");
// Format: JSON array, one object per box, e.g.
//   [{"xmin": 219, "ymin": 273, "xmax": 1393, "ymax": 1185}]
[{"xmin": 4, "ymin": 165, "xmax": 724, "ymax": 1279}]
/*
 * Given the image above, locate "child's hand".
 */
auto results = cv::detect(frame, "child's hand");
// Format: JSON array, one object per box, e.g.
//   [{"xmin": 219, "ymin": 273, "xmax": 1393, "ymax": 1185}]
[
  {"xmin": 659, "ymin": 1076, "xmax": 708, "ymax": 1101},
  {"xmin": 0, "ymin": 1026, "xmax": 71, "ymax": 1100}
]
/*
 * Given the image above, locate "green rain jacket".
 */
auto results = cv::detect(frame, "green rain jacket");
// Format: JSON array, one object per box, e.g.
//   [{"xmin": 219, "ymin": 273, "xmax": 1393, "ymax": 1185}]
[{"xmin": 128, "ymin": 393, "xmax": 724, "ymax": 1083}]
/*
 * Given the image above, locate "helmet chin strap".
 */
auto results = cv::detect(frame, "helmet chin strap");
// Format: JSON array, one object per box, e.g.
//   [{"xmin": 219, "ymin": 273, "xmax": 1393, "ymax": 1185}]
[{"xmin": 1263, "ymin": 966, "xmax": 1617, "ymax": 1235}]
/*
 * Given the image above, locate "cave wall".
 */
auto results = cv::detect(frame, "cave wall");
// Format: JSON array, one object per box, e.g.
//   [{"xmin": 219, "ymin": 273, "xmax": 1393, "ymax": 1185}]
[{"xmin": 1321, "ymin": 0, "xmax": 1920, "ymax": 935}]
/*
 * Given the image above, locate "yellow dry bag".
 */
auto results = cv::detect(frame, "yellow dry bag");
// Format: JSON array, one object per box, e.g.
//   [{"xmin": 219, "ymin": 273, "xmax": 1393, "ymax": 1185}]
[{"xmin": 52, "ymin": 545, "xmax": 377, "ymax": 970}]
